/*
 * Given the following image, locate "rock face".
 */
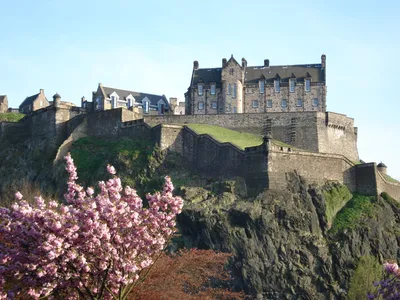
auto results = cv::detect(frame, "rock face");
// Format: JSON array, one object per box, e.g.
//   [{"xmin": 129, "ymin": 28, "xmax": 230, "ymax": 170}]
[{"xmin": 177, "ymin": 173, "xmax": 400, "ymax": 299}]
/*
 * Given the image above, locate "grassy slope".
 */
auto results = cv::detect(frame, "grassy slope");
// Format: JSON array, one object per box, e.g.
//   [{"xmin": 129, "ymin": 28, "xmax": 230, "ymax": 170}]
[
  {"xmin": 0, "ymin": 112, "xmax": 25, "ymax": 122},
  {"xmin": 186, "ymin": 124, "xmax": 263, "ymax": 149}
]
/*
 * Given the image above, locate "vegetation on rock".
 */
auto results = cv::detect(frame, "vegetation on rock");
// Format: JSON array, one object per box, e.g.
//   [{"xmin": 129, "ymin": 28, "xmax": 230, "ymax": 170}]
[{"xmin": 322, "ymin": 183, "xmax": 352, "ymax": 227}]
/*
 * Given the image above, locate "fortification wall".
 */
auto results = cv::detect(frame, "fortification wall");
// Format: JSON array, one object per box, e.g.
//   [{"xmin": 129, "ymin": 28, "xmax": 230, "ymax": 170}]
[
  {"xmin": 317, "ymin": 112, "xmax": 359, "ymax": 162},
  {"xmin": 267, "ymin": 143, "xmax": 356, "ymax": 192},
  {"xmin": 376, "ymin": 171, "xmax": 400, "ymax": 200},
  {"xmin": 86, "ymin": 108, "xmax": 124, "ymax": 139},
  {"xmin": 354, "ymin": 164, "xmax": 378, "ymax": 196}
]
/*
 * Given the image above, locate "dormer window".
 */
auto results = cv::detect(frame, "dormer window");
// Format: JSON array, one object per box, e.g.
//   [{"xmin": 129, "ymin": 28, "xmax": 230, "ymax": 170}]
[
  {"xmin": 111, "ymin": 95, "xmax": 119, "ymax": 109},
  {"xmin": 259, "ymin": 80, "xmax": 265, "ymax": 94},
  {"xmin": 233, "ymin": 83, "xmax": 237, "ymax": 98},
  {"xmin": 211, "ymin": 83, "xmax": 216, "ymax": 95},
  {"xmin": 305, "ymin": 79, "xmax": 311, "ymax": 92},
  {"xmin": 289, "ymin": 79, "xmax": 295, "ymax": 93},
  {"xmin": 198, "ymin": 84, "xmax": 203, "ymax": 96},
  {"xmin": 274, "ymin": 79, "xmax": 280, "ymax": 93}
]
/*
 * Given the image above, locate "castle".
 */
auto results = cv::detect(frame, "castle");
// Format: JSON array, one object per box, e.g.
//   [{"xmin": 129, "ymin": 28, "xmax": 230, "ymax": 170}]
[{"xmin": 0, "ymin": 55, "xmax": 399, "ymax": 200}]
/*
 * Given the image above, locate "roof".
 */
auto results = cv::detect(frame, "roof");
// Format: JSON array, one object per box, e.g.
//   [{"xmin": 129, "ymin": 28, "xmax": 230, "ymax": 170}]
[
  {"xmin": 377, "ymin": 162, "xmax": 387, "ymax": 168},
  {"xmin": 101, "ymin": 86, "xmax": 169, "ymax": 107},
  {"xmin": 0, "ymin": 95, "xmax": 6, "ymax": 102},
  {"xmin": 191, "ymin": 63, "xmax": 325, "ymax": 86},
  {"xmin": 19, "ymin": 93, "xmax": 39, "ymax": 109}
]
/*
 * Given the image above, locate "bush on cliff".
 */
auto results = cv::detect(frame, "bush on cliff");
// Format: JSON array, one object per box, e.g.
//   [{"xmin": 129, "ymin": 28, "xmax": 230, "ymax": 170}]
[{"xmin": 323, "ymin": 183, "xmax": 352, "ymax": 228}]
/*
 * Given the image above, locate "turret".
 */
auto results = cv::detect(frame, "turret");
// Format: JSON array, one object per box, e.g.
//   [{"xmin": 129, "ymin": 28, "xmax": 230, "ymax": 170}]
[
  {"xmin": 193, "ymin": 60, "xmax": 199, "ymax": 70},
  {"xmin": 377, "ymin": 162, "xmax": 387, "ymax": 175},
  {"xmin": 53, "ymin": 93, "xmax": 61, "ymax": 107}
]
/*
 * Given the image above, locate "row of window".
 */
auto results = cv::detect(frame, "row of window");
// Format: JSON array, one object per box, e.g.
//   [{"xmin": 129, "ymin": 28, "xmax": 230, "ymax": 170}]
[
  {"xmin": 197, "ymin": 78, "xmax": 312, "ymax": 96},
  {"xmin": 252, "ymin": 98, "xmax": 319, "ymax": 108},
  {"xmin": 197, "ymin": 98, "xmax": 319, "ymax": 110}
]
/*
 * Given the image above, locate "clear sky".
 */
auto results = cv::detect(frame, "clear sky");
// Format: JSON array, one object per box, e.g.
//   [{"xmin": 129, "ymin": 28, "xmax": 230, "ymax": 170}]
[{"xmin": 1, "ymin": 0, "xmax": 399, "ymax": 179}]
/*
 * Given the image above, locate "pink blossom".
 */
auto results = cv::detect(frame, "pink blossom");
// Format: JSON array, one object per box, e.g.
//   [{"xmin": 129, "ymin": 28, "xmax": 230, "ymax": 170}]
[
  {"xmin": 15, "ymin": 191, "xmax": 23, "ymax": 200},
  {"xmin": 0, "ymin": 153, "xmax": 184, "ymax": 299}
]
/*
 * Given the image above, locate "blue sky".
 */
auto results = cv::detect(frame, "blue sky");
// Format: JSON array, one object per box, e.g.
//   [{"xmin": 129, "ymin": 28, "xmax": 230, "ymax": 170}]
[{"xmin": 1, "ymin": 0, "xmax": 399, "ymax": 179}]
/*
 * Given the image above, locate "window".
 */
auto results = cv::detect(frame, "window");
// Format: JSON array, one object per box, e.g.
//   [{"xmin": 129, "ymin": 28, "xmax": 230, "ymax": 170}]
[
  {"xmin": 259, "ymin": 80, "xmax": 265, "ymax": 94},
  {"xmin": 211, "ymin": 84, "xmax": 216, "ymax": 95},
  {"xmin": 266, "ymin": 100, "xmax": 272, "ymax": 108},
  {"xmin": 198, "ymin": 102, "xmax": 204, "ymax": 110},
  {"xmin": 227, "ymin": 83, "xmax": 231, "ymax": 95},
  {"xmin": 296, "ymin": 99, "xmax": 303, "ymax": 107},
  {"xmin": 144, "ymin": 101, "xmax": 149, "ymax": 113},
  {"xmin": 198, "ymin": 84, "xmax": 203, "ymax": 95},
  {"xmin": 226, "ymin": 104, "xmax": 231, "ymax": 112},
  {"xmin": 233, "ymin": 107, "xmax": 237, "ymax": 113},
  {"xmin": 289, "ymin": 79, "xmax": 295, "ymax": 93},
  {"xmin": 305, "ymin": 79, "xmax": 311, "ymax": 92},
  {"xmin": 158, "ymin": 103, "xmax": 165, "ymax": 114},
  {"xmin": 111, "ymin": 96, "xmax": 118, "ymax": 108},
  {"xmin": 313, "ymin": 98, "xmax": 319, "ymax": 107},
  {"xmin": 252, "ymin": 100, "xmax": 259, "ymax": 108},
  {"xmin": 233, "ymin": 83, "xmax": 237, "ymax": 98},
  {"xmin": 40, "ymin": 100, "xmax": 43, "ymax": 106},
  {"xmin": 281, "ymin": 99, "xmax": 287, "ymax": 108},
  {"xmin": 211, "ymin": 102, "xmax": 217, "ymax": 109},
  {"xmin": 274, "ymin": 79, "xmax": 280, "ymax": 93}
]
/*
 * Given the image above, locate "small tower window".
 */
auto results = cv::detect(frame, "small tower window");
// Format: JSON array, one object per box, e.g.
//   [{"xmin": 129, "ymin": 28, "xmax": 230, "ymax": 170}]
[
  {"xmin": 305, "ymin": 79, "xmax": 311, "ymax": 92},
  {"xmin": 259, "ymin": 80, "xmax": 265, "ymax": 94},
  {"xmin": 274, "ymin": 79, "xmax": 280, "ymax": 93},
  {"xmin": 211, "ymin": 102, "xmax": 217, "ymax": 109},
  {"xmin": 252, "ymin": 100, "xmax": 259, "ymax": 108},
  {"xmin": 233, "ymin": 83, "xmax": 237, "ymax": 98},
  {"xmin": 198, "ymin": 102, "xmax": 204, "ymax": 110},
  {"xmin": 289, "ymin": 79, "xmax": 295, "ymax": 93},
  {"xmin": 198, "ymin": 84, "xmax": 203, "ymax": 96},
  {"xmin": 281, "ymin": 99, "xmax": 287, "ymax": 108},
  {"xmin": 267, "ymin": 100, "xmax": 272, "ymax": 108},
  {"xmin": 312, "ymin": 98, "xmax": 319, "ymax": 107},
  {"xmin": 211, "ymin": 83, "xmax": 216, "ymax": 95}
]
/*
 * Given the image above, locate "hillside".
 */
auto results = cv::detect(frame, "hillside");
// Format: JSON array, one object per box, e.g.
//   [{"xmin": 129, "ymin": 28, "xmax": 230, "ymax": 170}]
[
  {"xmin": 0, "ymin": 136, "xmax": 399, "ymax": 298},
  {"xmin": 0, "ymin": 112, "xmax": 25, "ymax": 122}
]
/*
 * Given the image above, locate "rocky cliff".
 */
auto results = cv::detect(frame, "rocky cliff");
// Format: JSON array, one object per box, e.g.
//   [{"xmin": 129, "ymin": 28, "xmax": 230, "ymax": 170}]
[{"xmin": 0, "ymin": 136, "xmax": 399, "ymax": 299}]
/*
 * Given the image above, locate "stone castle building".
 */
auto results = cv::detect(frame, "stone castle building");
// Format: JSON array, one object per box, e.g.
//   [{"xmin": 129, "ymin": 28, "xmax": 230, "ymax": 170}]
[
  {"xmin": 19, "ymin": 89, "xmax": 49, "ymax": 113},
  {"xmin": 87, "ymin": 83, "xmax": 170, "ymax": 115},
  {"xmin": 185, "ymin": 55, "xmax": 326, "ymax": 115}
]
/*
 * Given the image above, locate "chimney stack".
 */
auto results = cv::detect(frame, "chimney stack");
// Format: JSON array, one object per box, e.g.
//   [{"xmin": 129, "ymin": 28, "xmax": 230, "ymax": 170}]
[
  {"xmin": 242, "ymin": 57, "xmax": 247, "ymax": 68},
  {"xmin": 193, "ymin": 60, "xmax": 199, "ymax": 70},
  {"xmin": 40, "ymin": 89, "xmax": 44, "ymax": 94},
  {"xmin": 169, "ymin": 97, "xmax": 178, "ymax": 106},
  {"xmin": 222, "ymin": 58, "xmax": 227, "ymax": 68},
  {"xmin": 264, "ymin": 59, "xmax": 270, "ymax": 67},
  {"xmin": 321, "ymin": 54, "xmax": 326, "ymax": 68}
]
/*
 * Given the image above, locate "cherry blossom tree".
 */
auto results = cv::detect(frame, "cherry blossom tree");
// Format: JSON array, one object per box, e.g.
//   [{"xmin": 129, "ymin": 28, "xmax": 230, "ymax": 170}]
[
  {"xmin": 0, "ymin": 153, "xmax": 183, "ymax": 299},
  {"xmin": 368, "ymin": 262, "xmax": 400, "ymax": 299}
]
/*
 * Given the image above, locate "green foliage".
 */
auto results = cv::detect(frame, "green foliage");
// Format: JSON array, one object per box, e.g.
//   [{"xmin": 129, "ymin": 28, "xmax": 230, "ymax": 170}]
[
  {"xmin": 347, "ymin": 255, "xmax": 383, "ymax": 300},
  {"xmin": 0, "ymin": 112, "xmax": 24, "ymax": 122},
  {"xmin": 186, "ymin": 124, "xmax": 263, "ymax": 149},
  {"xmin": 329, "ymin": 194, "xmax": 376, "ymax": 235},
  {"xmin": 383, "ymin": 174, "xmax": 400, "ymax": 184},
  {"xmin": 70, "ymin": 137, "xmax": 163, "ymax": 196},
  {"xmin": 323, "ymin": 184, "xmax": 352, "ymax": 227}
]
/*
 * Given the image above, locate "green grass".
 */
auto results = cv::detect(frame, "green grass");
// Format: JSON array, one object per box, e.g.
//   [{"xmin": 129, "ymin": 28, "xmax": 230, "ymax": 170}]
[
  {"xmin": 186, "ymin": 124, "xmax": 263, "ymax": 149},
  {"xmin": 0, "ymin": 112, "xmax": 25, "ymax": 122},
  {"xmin": 70, "ymin": 137, "xmax": 163, "ymax": 196},
  {"xmin": 329, "ymin": 194, "xmax": 376, "ymax": 235},
  {"xmin": 323, "ymin": 184, "xmax": 353, "ymax": 227},
  {"xmin": 384, "ymin": 174, "xmax": 400, "ymax": 184}
]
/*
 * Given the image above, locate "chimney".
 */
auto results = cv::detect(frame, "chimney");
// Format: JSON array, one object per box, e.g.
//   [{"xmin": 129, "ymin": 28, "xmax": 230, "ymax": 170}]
[
  {"xmin": 169, "ymin": 97, "xmax": 178, "ymax": 106},
  {"xmin": 99, "ymin": 83, "xmax": 103, "ymax": 87},
  {"xmin": 53, "ymin": 93, "xmax": 61, "ymax": 108},
  {"xmin": 222, "ymin": 58, "xmax": 227, "ymax": 68},
  {"xmin": 81, "ymin": 96, "xmax": 86, "ymax": 108},
  {"xmin": 40, "ymin": 89, "xmax": 44, "ymax": 94},
  {"xmin": 242, "ymin": 57, "xmax": 247, "ymax": 68},
  {"xmin": 264, "ymin": 59, "xmax": 270, "ymax": 67},
  {"xmin": 193, "ymin": 61, "xmax": 199, "ymax": 70},
  {"xmin": 321, "ymin": 54, "xmax": 326, "ymax": 68}
]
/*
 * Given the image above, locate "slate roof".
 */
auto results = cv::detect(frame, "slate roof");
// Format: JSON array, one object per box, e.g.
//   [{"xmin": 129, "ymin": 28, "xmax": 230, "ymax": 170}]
[
  {"xmin": 102, "ymin": 86, "xmax": 169, "ymax": 107},
  {"xmin": 19, "ymin": 93, "xmax": 39, "ymax": 109},
  {"xmin": 191, "ymin": 63, "xmax": 325, "ymax": 86},
  {"xmin": 378, "ymin": 162, "xmax": 387, "ymax": 168}
]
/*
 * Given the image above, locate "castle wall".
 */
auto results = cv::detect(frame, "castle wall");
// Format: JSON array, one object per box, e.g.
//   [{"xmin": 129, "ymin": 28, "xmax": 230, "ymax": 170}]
[
  {"xmin": 355, "ymin": 163, "xmax": 379, "ymax": 196},
  {"xmin": 86, "ymin": 108, "xmax": 124, "ymax": 139},
  {"xmin": 376, "ymin": 171, "xmax": 400, "ymax": 201},
  {"xmin": 317, "ymin": 112, "xmax": 359, "ymax": 162},
  {"xmin": 267, "ymin": 144, "xmax": 356, "ymax": 192}
]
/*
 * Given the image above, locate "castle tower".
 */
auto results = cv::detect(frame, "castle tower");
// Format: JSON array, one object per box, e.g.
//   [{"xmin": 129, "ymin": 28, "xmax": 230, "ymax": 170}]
[
  {"xmin": 221, "ymin": 55, "xmax": 244, "ymax": 114},
  {"xmin": 377, "ymin": 162, "xmax": 387, "ymax": 175},
  {"xmin": 53, "ymin": 93, "xmax": 61, "ymax": 108}
]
